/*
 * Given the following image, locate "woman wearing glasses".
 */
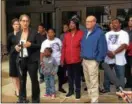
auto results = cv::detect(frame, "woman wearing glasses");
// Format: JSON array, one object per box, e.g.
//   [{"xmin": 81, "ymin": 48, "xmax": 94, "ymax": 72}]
[{"xmin": 15, "ymin": 14, "xmax": 40, "ymax": 103}]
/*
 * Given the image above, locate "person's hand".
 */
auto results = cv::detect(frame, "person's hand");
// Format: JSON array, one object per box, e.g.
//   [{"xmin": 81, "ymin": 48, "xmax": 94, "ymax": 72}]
[
  {"xmin": 15, "ymin": 45, "xmax": 21, "ymax": 52},
  {"xmin": 51, "ymin": 72, "xmax": 56, "ymax": 75},
  {"xmin": 107, "ymin": 51, "xmax": 115, "ymax": 59},
  {"xmin": 40, "ymin": 62, "xmax": 44, "ymax": 69},
  {"xmin": 23, "ymin": 41, "xmax": 31, "ymax": 48},
  {"xmin": 61, "ymin": 61, "xmax": 64, "ymax": 67},
  {"xmin": 116, "ymin": 91, "xmax": 132, "ymax": 102}
]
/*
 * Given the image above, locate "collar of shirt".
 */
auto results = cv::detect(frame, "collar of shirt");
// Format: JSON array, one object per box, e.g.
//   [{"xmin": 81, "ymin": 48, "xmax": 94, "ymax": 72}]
[{"xmin": 86, "ymin": 31, "xmax": 92, "ymax": 39}]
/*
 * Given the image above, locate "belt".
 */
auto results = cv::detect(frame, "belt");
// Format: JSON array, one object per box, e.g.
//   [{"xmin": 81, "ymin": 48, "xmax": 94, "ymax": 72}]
[
  {"xmin": 19, "ymin": 57, "xmax": 28, "ymax": 59},
  {"xmin": 83, "ymin": 57, "xmax": 94, "ymax": 60}
]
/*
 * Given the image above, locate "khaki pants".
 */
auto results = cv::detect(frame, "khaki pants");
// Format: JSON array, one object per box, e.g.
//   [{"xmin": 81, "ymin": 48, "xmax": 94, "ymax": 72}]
[{"xmin": 82, "ymin": 59, "xmax": 99, "ymax": 103}]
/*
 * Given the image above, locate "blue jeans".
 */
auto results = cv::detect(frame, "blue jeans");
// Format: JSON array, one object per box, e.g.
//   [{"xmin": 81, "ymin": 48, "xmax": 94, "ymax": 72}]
[
  {"xmin": 44, "ymin": 74, "xmax": 55, "ymax": 95},
  {"xmin": 104, "ymin": 64, "xmax": 125, "ymax": 91}
]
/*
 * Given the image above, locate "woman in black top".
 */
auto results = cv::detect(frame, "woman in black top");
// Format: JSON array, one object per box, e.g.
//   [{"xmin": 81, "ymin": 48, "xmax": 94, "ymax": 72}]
[
  {"xmin": 7, "ymin": 18, "xmax": 20, "ymax": 97},
  {"xmin": 15, "ymin": 14, "xmax": 40, "ymax": 103}
]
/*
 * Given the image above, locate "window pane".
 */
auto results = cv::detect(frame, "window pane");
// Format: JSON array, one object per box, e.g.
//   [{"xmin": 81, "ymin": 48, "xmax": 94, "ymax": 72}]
[
  {"xmin": 62, "ymin": 11, "xmax": 81, "ymax": 24},
  {"xmin": 117, "ymin": 9, "xmax": 132, "ymax": 28},
  {"xmin": 87, "ymin": 6, "xmax": 104, "ymax": 24}
]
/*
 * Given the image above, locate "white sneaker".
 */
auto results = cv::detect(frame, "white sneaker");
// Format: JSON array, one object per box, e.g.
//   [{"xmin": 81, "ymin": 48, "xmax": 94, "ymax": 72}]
[{"xmin": 91, "ymin": 98, "xmax": 98, "ymax": 103}]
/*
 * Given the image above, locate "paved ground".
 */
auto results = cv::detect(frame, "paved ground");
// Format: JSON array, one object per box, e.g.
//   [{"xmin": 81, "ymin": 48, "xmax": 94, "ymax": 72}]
[{"xmin": 1, "ymin": 57, "xmax": 125, "ymax": 103}]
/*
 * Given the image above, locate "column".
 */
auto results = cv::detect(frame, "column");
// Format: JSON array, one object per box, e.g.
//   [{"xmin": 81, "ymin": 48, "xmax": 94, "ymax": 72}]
[
  {"xmin": 81, "ymin": 7, "xmax": 87, "ymax": 25},
  {"xmin": 110, "ymin": 5, "xmax": 117, "ymax": 19},
  {"xmin": 52, "ymin": 0, "xmax": 56, "ymax": 29},
  {"xmin": 55, "ymin": 8, "xmax": 62, "ymax": 37},
  {"xmin": 1, "ymin": 0, "xmax": 7, "ymax": 46}
]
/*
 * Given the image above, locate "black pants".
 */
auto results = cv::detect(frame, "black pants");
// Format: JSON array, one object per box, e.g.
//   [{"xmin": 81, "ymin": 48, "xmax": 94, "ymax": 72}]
[
  {"xmin": 57, "ymin": 65, "xmax": 67, "ymax": 89},
  {"xmin": 80, "ymin": 65, "xmax": 84, "ymax": 79},
  {"xmin": 66, "ymin": 62, "xmax": 81, "ymax": 93},
  {"xmin": 17, "ymin": 58, "xmax": 40, "ymax": 102},
  {"xmin": 125, "ymin": 56, "xmax": 132, "ymax": 88}
]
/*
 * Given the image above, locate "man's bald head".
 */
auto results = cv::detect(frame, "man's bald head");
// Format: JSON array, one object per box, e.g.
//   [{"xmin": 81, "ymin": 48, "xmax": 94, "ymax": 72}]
[
  {"xmin": 86, "ymin": 16, "xmax": 97, "ymax": 22},
  {"xmin": 86, "ymin": 15, "xmax": 97, "ymax": 30}
]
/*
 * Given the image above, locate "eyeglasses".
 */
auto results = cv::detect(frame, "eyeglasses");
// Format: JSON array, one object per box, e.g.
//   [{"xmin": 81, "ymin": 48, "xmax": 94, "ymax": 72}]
[
  {"xmin": 86, "ymin": 21, "xmax": 94, "ymax": 23},
  {"xmin": 129, "ymin": 20, "xmax": 132, "ymax": 22},
  {"xmin": 21, "ymin": 20, "xmax": 29, "ymax": 23}
]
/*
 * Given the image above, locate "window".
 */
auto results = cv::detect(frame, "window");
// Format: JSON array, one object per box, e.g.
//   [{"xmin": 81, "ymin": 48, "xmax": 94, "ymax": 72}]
[
  {"xmin": 42, "ymin": 13, "xmax": 52, "ymax": 29},
  {"xmin": 117, "ymin": 9, "xmax": 132, "ymax": 28},
  {"xmin": 62, "ymin": 11, "xmax": 81, "ymax": 25},
  {"xmin": 87, "ymin": 6, "xmax": 104, "ymax": 24}
]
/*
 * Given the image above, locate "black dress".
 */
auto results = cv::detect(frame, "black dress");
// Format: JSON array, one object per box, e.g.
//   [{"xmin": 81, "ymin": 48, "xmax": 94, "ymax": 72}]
[{"xmin": 7, "ymin": 32, "xmax": 18, "ymax": 77}]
